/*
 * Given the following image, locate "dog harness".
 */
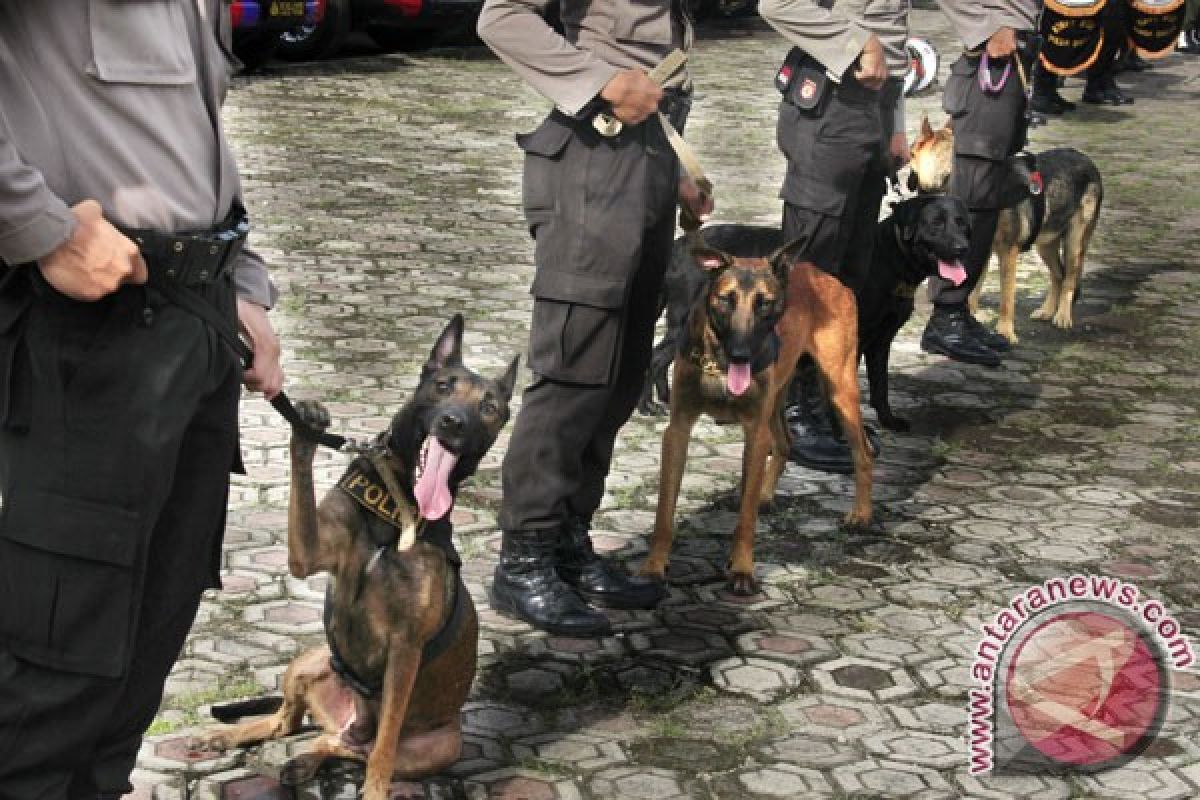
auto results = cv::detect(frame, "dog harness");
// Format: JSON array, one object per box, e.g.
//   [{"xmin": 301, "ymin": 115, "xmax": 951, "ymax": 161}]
[{"xmin": 323, "ymin": 457, "xmax": 468, "ymax": 699}]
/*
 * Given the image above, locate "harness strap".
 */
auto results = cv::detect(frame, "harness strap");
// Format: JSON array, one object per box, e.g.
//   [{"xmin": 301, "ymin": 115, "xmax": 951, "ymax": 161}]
[{"xmin": 323, "ymin": 570, "xmax": 469, "ymax": 699}]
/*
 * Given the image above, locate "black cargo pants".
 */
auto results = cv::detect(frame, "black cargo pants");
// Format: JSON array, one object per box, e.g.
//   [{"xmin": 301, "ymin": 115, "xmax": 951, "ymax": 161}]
[
  {"xmin": 929, "ymin": 45, "xmax": 1033, "ymax": 308},
  {"xmin": 499, "ymin": 106, "xmax": 683, "ymax": 535},
  {"xmin": 0, "ymin": 265, "xmax": 240, "ymax": 799},
  {"xmin": 776, "ymin": 76, "xmax": 895, "ymax": 292}
]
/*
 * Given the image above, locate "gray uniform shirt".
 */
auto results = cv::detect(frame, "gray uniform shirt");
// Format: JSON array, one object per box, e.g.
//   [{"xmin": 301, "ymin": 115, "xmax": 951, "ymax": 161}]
[
  {"xmin": 477, "ymin": 0, "xmax": 692, "ymax": 117},
  {"xmin": 937, "ymin": 0, "xmax": 1039, "ymax": 49},
  {"xmin": 758, "ymin": 0, "xmax": 910, "ymax": 138},
  {"xmin": 0, "ymin": 0, "xmax": 275, "ymax": 307},
  {"xmin": 758, "ymin": 0, "xmax": 911, "ymax": 78}
]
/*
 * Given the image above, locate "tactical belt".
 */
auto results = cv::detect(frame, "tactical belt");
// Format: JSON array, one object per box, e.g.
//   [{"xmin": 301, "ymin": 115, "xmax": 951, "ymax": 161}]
[{"xmin": 118, "ymin": 204, "xmax": 249, "ymax": 287}]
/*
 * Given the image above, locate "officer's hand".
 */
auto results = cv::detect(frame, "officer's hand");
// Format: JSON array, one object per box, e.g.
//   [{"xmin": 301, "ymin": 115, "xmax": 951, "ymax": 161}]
[
  {"xmin": 987, "ymin": 27, "xmax": 1017, "ymax": 59},
  {"xmin": 38, "ymin": 199, "xmax": 148, "ymax": 302},
  {"xmin": 679, "ymin": 176, "xmax": 714, "ymax": 224},
  {"xmin": 854, "ymin": 35, "xmax": 888, "ymax": 91},
  {"xmin": 889, "ymin": 131, "xmax": 910, "ymax": 169},
  {"xmin": 600, "ymin": 69, "xmax": 664, "ymax": 125},
  {"xmin": 238, "ymin": 298, "xmax": 284, "ymax": 400}
]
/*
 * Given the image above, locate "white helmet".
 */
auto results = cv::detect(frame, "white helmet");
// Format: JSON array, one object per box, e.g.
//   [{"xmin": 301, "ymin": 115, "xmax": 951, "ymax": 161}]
[{"xmin": 903, "ymin": 36, "xmax": 939, "ymax": 96}]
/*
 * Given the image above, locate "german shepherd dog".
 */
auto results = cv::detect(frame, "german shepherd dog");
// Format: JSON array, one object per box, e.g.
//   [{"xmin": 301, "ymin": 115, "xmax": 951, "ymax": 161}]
[
  {"xmin": 639, "ymin": 242, "xmax": 873, "ymax": 595},
  {"xmin": 197, "ymin": 315, "xmax": 518, "ymax": 799},
  {"xmin": 909, "ymin": 116, "xmax": 1104, "ymax": 343},
  {"xmin": 639, "ymin": 197, "xmax": 970, "ymax": 433}
]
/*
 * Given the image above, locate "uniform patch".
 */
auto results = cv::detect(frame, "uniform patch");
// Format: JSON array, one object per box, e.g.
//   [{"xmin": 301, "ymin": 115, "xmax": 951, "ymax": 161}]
[
  {"xmin": 799, "ymin": 79, "xmax": 817, "ymax": 100},
  {"xmin": 337, "ymin": 461, "xmax": 412, "ymax": 529}
]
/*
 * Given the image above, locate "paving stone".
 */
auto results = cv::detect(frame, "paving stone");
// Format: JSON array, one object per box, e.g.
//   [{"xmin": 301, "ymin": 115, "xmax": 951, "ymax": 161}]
[{"xmin": 132, "ymin": 11, "xmax": 1200, "ymax": 796}]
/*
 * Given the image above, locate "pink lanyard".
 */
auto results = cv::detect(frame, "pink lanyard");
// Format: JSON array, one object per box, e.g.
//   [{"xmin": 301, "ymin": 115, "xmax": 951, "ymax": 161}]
[{"xmin": 978, "ymin": 52, "xmax": 1012, "ymax": 94}]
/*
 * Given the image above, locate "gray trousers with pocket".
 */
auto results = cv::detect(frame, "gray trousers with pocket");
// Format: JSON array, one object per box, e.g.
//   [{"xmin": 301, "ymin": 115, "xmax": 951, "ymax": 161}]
[
  {"xmin": 929, "ymin": 49, "xmax": 1032, "ymax": 308},
  {"xmin": 0, "ymin": 266, "xmax": 240, "ymax": 798},
  {"xmin": 776, "ymin": 77, "xmax": 895, "ymax": 293},
  {"xmin": 499, "ymin": 109, "xmax": 682, "ymax": 535}
]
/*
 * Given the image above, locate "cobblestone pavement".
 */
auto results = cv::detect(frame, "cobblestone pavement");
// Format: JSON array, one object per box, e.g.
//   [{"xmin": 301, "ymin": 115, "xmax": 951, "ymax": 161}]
[{"xmin": 130, "ymin": 9, "xmax": 1200, "ymax": 799}]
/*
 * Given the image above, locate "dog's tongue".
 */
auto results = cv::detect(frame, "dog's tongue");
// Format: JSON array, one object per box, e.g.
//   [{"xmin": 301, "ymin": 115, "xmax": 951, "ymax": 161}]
[
  {"xmin": 727, "ymin": 363, "xmax": 753, "ymax": 396},
  {"xmin": 414, "ymin": 438, "xmax": 458, "ymax": 520},
  {"xmin": 938, "ymin": 259, "xmax": 968, "ymax": 287}
]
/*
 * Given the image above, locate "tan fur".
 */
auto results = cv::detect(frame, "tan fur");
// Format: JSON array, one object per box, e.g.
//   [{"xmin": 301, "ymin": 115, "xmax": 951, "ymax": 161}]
[
  {"xmin": 641, "ymin": 255, "xmax": 872, "ymax": 596},
  {"xmin": 909, "ymin": 116, "xmax": 1101, "ymax": 343}
]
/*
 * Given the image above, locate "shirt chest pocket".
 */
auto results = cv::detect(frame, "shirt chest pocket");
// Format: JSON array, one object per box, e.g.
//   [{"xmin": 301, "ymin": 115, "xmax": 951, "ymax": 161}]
[
  {"xmin": 88, "ymin": 0, "xmax": 197, "ymax": 86},
  {"xmin": 612, "ymin": 0, "xmax": 675, "ymax": 45}
]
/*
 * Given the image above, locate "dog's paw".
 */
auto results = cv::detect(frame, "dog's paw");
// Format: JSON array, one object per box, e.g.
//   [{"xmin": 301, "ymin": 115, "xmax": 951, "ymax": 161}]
[
  {"xmin": 879, "ymin": 414, "xmax": 910, "ymax": 433},
  {"xmin": 185, "ymin": 731, "xmax": 230, "ymax": 754},
  {"xmin": 841, "ymin": 510, "xmax": 873, "ymax": 534},
  {"xmin": 294, "ymin": 400, "xmax": 332, "ymax": 432},
  {"xmin": 997, "ymin": 325, "xmax": 1019, "ymax": 344},
  {"xmin": 1030, "ymin": 306, "xmax": 1053, "ymax": 321},
  {"xmin": 638, "ymin": 560, "xmax": 668, "ymax": 583},
  {"xmin": 726, "ymin": 570, "xmax": 760, "ymax": 597},
  {"xmin": 1052, "ymin": 311, "xmax": 1073, "ymax": 330}
]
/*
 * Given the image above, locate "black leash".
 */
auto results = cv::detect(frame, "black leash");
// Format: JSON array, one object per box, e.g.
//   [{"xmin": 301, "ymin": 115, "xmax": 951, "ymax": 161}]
[{"xmin": 148, "ymin": 274, "xmax": 370, "ymax": 454}]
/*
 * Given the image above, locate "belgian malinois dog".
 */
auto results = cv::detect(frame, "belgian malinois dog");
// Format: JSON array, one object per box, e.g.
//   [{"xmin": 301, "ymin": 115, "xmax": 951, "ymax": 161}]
[
  {"xmin": 909, "ymin": 116, "xmax": 1104, "ymax": 343},
  {"xmin": 639, "ymin": 197, "xmax": 970, "ymax": 434},
  {"xmin": 640, "ymin": 242, "xmax": 873, "ymax": 595},
  {"xmin": 197, "ymin": 315, "xmax": 517, "ymax": 799}
]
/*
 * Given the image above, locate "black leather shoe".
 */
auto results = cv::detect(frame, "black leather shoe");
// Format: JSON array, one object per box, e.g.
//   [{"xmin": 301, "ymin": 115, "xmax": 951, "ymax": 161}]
[
  {"xmin": 921, "ymin": 307, "xmax": 1002, "ymax": 367},
  {"xmin": 1030, "ymin": 88, "xmax": 1075, "ymax": 114},
  {"xmin": 784, "ymin": 362, "xmax": 882, "ymax": 474},
  {"xmin": 1083, "ymin": 84, "xmax": 1133, "ymax": 106},
  {"xmin": 963, "ymin": 313, "xmax": 1012, "ymax": 352},
  {"xmin": 556, "ymin": 517, "xmax": 665, "ymax": 610},
  {"xmin": 491, "ymin": 530, "xmax": 612, "ymax": 637}
]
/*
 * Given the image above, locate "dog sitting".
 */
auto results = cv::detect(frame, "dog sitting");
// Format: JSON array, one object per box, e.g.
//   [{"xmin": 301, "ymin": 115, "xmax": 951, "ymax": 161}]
[
  {"xmin": 909, "ymin": 116, "xmax": 1104, "ymax": 343},
  {"xmin": 197, "ymin": 315, "xmax": 517, "ymax": 799},
  {"xmin": 639, "ymin": 241, "xmax": 874, "ymax": 595},
  {"xmin": 640, "ymin": 195, "xmax": 970, "ymax": 434}
]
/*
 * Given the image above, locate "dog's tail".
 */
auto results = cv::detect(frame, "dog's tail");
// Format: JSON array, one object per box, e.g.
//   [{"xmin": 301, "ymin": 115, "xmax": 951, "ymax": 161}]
[{"xmin": 210, "ymin": 695, "xmax": 284, "ymax": 723}]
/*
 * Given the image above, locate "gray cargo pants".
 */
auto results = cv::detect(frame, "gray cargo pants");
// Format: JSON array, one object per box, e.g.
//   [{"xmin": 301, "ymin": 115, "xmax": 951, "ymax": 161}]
[
  {"xmin": 929, "ymin": 47, "xmax": 1033, "ymax": 307},
  {"xmin": 499, "ymin": 105, "xmax": 683, "ymax": 534}
]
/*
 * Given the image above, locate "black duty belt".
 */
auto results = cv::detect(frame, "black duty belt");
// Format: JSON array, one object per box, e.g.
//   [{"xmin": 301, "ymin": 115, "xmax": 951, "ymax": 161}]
[{"xmin": 118, "ymin": 204, "xmax": 249, "ymax": 287}]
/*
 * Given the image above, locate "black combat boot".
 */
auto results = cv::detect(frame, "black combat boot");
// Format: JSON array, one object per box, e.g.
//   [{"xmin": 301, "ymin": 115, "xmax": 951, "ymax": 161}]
[
  {"xmin": 1030, "ymin": 64, "xmax": 1076, "ymax": 114},
  {"xmin": 920, "ymin": 306, "xmax": 1002, "ymax": 367},
  {"xmin": 557, "ymin": 516, "xmax": 665, "ymax": 610},
  {"xmin": 785, "ymin": 358, "xmax": 880, "ymax": 474},
  {"xmin": 491, "ymin": 530, "xmax": 612, "ymax": 637}
]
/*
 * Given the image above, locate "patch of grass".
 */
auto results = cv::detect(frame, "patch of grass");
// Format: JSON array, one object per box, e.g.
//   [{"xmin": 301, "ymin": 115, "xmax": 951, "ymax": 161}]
[{"xmin": 516, "ymin": 756, "xmax": 574, "ymax": 778}]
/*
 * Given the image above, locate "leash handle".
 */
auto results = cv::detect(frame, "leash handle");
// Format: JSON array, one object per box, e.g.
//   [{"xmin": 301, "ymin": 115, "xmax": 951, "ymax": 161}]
[{"xmin": 978, "ymin": 52, "xmax": 1012, "ymax": 94}]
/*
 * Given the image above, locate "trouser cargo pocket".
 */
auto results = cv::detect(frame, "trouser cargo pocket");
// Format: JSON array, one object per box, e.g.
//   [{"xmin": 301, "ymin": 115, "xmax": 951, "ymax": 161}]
[
  {"xmin": 0, "ymin": 490, "xmax": 141, "ymax": 678},
  {"xmin": 528, "ymin": 269, "xmax": 625, "ymax": 386}
]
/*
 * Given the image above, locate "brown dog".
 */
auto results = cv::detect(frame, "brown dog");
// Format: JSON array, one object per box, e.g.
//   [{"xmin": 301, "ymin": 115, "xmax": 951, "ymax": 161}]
[
  {"xmin": 909, "ymin": 116, "xmax": 1104, "ymax": 343},
  {"xmin": 197, "ymin": 315, "xmax": 517, "ymax": 798},
  {"xmin": 640, "ymin": 242, "xmax": 873, "ymax": 595}
]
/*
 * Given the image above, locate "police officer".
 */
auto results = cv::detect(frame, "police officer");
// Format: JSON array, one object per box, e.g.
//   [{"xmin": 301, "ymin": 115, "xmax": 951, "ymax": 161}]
[
  {"xmin": 0, "ymin": 3, "xmax": 282, "ymax": 795},
  {"xmin": 921, "ymin": 1, "xmax": 1040, "ymax": 366},
  {"xmin": 756, "ymin": 0, "xmax": 909, "ymax": 473},
  {"xmin": 478, "ymin": 0, "xmax": 712, "ymax": 636}
]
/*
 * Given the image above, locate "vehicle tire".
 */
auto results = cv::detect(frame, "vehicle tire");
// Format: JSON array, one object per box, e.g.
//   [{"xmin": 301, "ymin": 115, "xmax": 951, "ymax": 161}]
[
  {"xmin": 276, "ymin": 0, "xmax": 352, "ymax": 61},
  {"xmin": 232, "ymin": 32, "xmax": 280, "ymax": 72},
  {"xmin": 367, "ymin": 25, "xmax": 440, "ymax": 52}
]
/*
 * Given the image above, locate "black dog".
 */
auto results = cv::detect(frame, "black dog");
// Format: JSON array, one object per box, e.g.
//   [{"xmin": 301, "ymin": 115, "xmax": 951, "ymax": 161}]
[{"xmin": 639, "ymin": 195, "xmax": 971, "ymax": 431}]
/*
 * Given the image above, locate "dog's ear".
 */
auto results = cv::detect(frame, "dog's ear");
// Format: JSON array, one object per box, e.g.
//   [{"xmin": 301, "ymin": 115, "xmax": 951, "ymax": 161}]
[
  {"xmin": 894, "ymin": 199, "xmax": 922, "ymax": 243},
  {"xmin": 496, "ymin": 355, "xmax": 520, "ymax": 402},
  {"xmin": 918, "ymin": 115, "xmax": 934, "ymax": 141},
  {"xmin": 768, "ymin": 238, "xmax": 806, "ymax": 286},
  {"xmin": 691, "ymin": 246, "xmax": 733, "ymax": 274},
  {"xmin": 427, "ymin": 313, "xmax": 464, "ymax": 371}
]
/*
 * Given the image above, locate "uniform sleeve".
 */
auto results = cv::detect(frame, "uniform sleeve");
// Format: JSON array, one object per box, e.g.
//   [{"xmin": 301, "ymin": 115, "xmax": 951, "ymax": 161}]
[
  {"xmin": 0, "ymin": 130, "xmax": 75, "ymax": 266},
  {"xmin": 477, "ymin": 0, "xmax": 620, "ymax": 116},
  {"xmin": 231, "ymin": 244, "xmax": 278, "ymax": 309},
  {"xmin": 938, "ymin": 1, "xmax": 1037, "ymax": 50},
  {"xmin": 757, "ymin": 0, "xmax": 872, "ymax": 80}
]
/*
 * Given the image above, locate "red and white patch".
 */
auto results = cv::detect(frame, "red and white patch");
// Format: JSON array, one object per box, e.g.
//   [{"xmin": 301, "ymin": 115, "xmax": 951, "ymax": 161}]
[{"xmin": 799, "ymin": 79, "xmax": 817, "ymax": 100}]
